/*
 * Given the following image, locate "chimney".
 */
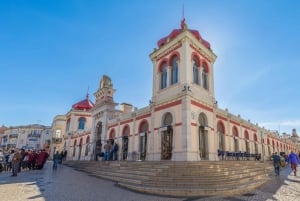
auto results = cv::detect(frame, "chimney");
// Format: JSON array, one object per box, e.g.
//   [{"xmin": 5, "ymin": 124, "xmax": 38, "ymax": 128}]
[{"xmin": 120, "ymin": 103, "xmax": 133, "ymax": 114}]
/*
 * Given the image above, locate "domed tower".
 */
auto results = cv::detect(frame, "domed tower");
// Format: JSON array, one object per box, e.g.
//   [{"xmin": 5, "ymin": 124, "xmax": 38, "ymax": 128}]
[
  {"xmin": 150, "ymin": 19, "xmax": 217, "ymax": 104},
  {"xmin": 64, "ymin": 94, "xmax": 94, "ymax": 160},
  {"xmin": 148, "ymin": 19, "xmax": 217, "ymax": 161}
]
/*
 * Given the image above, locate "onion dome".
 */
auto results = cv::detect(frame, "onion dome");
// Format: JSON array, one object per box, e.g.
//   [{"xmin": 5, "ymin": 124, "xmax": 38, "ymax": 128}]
[
  {"xmin": 72, "ymin": 93, "xmax": 94, "ymax": 111},
  {"xmin": 157, "ymin": 18, "xmax": 211, "ymax": 49}
]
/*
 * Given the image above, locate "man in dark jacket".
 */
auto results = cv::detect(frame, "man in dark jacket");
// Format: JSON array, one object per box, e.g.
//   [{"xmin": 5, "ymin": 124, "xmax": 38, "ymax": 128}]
[{"xmin": 272, "ymin": 152, "xmax": 280, "ymax": 176}]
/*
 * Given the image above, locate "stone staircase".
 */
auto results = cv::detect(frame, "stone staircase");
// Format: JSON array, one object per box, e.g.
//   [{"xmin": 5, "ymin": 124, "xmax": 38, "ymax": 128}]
[{"xmin": 64, "ymin": 160, "xmax": 273, "ymax": 197}]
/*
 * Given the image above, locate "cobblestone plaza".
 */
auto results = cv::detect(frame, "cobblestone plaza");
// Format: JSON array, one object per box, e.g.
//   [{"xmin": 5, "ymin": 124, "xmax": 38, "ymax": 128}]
[{"xmin": 0, "ymin": 162, "xmax": 299, "ymax": 201}]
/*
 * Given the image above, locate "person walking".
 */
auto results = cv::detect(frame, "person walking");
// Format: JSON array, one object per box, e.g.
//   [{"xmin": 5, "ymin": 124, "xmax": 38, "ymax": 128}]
[
  {"xmin": 11, "ymin": 149, "xmax": 21, "ymax": 177},
  {"xmin": 53, "ymin": 151, "xmax": 61, "ymax": 170},
  {"xmin": 104, "ymin": 140, "xmax": 111, "ymax": 161},
  {"xmin": 112, "ymin": 141, "xmax": 119, "ymax": 161},
  {"xmin": 272, "ymin": 152, "xmax": 280, "ymax": 176},
  {"xmin": 288, "ymin": 150, "xmax": 300, "ymax": 176}
]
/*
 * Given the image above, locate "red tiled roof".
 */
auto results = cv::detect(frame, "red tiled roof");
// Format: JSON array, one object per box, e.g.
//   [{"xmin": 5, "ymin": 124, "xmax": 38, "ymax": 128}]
[
  {"xmin": 157, "ymin": 20, "xmax": 211, "ymax": 49},
  {"xmin": 72, "ymin": 94, "xmax": 94, "ymax": 111}
]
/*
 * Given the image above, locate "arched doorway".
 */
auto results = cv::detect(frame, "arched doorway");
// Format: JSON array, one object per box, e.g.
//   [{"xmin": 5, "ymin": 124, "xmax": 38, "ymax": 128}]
[
  {"xmin": 78, "ymin": 138, "xmax": 83, "ymax": 160},
  {"xmin": 244, "ymin": 131, "xmax": 250, "ymax": 154},
  {"xmin": 161, "ymin": 112, "xmax": 173, "ymax": 160},
  {"xmin": 108, "ymin": 129, "xmax": 116, "ymax": 161},
  {"xmin": 73, "ymin": 140, "xmax": 77, "ymax": 159},
  {"xmin": 254, "ymin": 134, "xmax": 258, "ymax": 154},
  {"xmin": 122, "ymin": 126, "xmax": 129, "ymax": 160},
  {"xmin": 233, "ymin": 126, "xmax": 239, "ymax": 152},
  {"xmin": 85, "ymin": 136, "xmax": 90, "ymax": 156},
  {"xmin": 198, "ymin": 113, "xmax": 208, "ymax": 159},
  {"xmin": 95, "ymin": 122, "xmax": 102, "ymax": 160},
  {"xmin": 217, "ymin": 121, "xmax": 225, "ymax": 152},
  {"xmin": 139, "ymin": 121, "xmax": 148, "ymax": 161}
]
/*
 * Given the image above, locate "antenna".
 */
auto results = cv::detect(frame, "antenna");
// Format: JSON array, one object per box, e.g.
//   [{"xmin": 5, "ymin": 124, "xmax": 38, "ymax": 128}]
[
  {"xmin": 181, "ymin": 3, "xmax": 186, "ymax": 29},
  {"xmin": 86, "ymin": 86, "xmax": 90, "ymax": 99},
  {"xmin": 182, "ymin": 3, "xmax": 185, "ymax": 20}
]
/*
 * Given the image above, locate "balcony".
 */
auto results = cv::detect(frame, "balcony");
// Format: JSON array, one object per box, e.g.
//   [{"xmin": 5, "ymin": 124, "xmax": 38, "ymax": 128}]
[{"xmin": 52, "ymin": 138, "xmax": 62, "ymax": 144}]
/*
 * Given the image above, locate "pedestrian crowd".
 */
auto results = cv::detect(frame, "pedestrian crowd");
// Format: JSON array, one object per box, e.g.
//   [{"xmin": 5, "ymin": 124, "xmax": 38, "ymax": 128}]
[
  {"xmin": 272, "ymin": 150, "xmax": 300, "ymax": 176},
  {"xmin": 0, "ymin": 148, "xmax": 49, "ymax": 176},
  {"xmin": 103, "ymin": 139, "xmax": 119, "ymax": 161}
]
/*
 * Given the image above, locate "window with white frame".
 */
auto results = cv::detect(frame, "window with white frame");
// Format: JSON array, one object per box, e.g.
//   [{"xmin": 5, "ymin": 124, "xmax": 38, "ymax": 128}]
[
  {"xmin": 171, "ymin": 57, "xmax": 178, "ymax": 85},
  {"xmin": 160, "ymin": 63, "xmax": 167, "ymax": 89},
  {"xmin": 78, "ymin": 117, "xmax": 86, "ymax": 130}
]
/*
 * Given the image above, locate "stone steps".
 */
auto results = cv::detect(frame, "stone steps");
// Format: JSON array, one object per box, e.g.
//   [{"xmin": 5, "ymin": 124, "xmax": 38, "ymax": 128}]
[
  {"xmin": 64, "ymin": 160, "xmax": 273, "ymax": 196},
  {"xmin": 117, "ymin": 178, "xmax": 267, "ymax": 197}
]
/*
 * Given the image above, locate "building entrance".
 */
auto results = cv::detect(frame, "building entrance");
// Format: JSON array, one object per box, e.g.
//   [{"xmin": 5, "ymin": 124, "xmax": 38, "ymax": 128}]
[
  {"xmin": 199, "ymin": 126, "xmax": 207, "ymax": 159},
  {"xmin": 122, "ymin": 136, "xmax": 128, "ymax": 160},
  {"xmin": 139, "ymin": 133, "xmax": 147, "ymax": 161},
  {"xmin": 161, "ymin": 126, "xmax": 173, "ymax": 160}
]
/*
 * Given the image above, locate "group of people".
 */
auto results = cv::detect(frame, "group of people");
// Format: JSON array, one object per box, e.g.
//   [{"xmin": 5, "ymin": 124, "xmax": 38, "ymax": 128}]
[
  {"xmin": 0, "ymin": 148, "xmax": 49, "ymax": 176},
  {"xmin": 103, "ymin": 139, "xmax": 119, "ymax": 161},
  {"xmin": 272, "ymin": 151, "xmax": 300, "ymax": 176}
]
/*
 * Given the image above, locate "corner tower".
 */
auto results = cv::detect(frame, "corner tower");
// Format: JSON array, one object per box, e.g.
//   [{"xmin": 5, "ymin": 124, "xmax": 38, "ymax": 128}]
[
  {"xmin": 149, "ymin": 19, "xmax": 217, "ymax": 161},
  {"xmin": 150, "ymin": 19, "xmax": 217, "ymax": 104}
]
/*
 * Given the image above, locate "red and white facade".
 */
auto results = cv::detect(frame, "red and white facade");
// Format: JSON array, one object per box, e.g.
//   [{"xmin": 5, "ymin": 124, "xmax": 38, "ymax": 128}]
[
  {"xmin": 62, "ymin": 94, "xmax": 94, "ymax": 160},
  {"xmin": 89, "ymin": 20, "xmax": 297, "ymax": 161},
  {"xmin": 59, "ymin": 20, "xmax": 297, "ymax": 161}
]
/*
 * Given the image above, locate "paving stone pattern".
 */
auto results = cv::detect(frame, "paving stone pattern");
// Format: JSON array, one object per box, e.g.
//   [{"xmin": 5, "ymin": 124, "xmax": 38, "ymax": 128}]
[{"xmin": 0, "ymin": 162, "xmax": 299, "ymax": 201}]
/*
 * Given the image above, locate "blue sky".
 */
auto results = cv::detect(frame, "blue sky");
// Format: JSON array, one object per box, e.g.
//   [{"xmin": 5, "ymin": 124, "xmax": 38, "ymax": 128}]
[{"xmin": 0, "ymin": 1, "xmax": 299, "ymax": 135}]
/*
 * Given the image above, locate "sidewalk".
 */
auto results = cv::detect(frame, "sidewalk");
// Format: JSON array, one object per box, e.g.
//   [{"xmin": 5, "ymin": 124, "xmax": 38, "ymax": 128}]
[
  {"xmin": 0, "ymin": 162, "xmax": 299, "ymax": 201},
  {"xmin": 194, "ymin": 164, "xmax": 300, "ymax": 201}
]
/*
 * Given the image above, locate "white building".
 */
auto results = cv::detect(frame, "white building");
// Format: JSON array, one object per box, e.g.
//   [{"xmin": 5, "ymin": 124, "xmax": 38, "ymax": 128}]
[{"xmin": 1, "ymin": 124, "xmax": 51, "ymax": 151}]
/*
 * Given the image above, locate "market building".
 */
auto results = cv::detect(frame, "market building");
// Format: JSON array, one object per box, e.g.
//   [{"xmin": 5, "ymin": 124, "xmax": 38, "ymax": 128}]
[{"xmin": 63, "ymin": 20, "xmax": 297, "ymax": 161}]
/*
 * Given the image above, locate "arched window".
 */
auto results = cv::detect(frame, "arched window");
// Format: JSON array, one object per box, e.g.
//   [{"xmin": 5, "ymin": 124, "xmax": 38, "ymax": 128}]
[
  {"xmin": 78, "ymin": 117, "xmax": 86, "ymax": 130},
  {"xmin": 123, "ymin": 125, "xmax": 130, "ymax": 136},
  {"xmin": 198, "ymin": 113, "xmax": 207, "ymax": 126},
  {"xmin": 109, "ymin": 129, "xmax": 116, "ymax": 139},
  {"xmin": 171, "ymin": 57, "xmax": 178, "ymax": 85},
  {"xmin": 163, "ymin": 112, "xmax": 173, "ymax": 126},
  {"xmin": 193, "ymin": 58, "xmax": 200, "ymax": 84},
  {"xmin": 139, "ymin": 121, "xmax": 149, "ymax": 133},
  {"xmin": 202, "ymin": 62, "xmax": 209, "ymax": 90},
  {"xmin": 233, "ymin": 127, "xmax": 239, "ymax": 137},
  {"xmin": 160, "ymin": 63, "xmax": 167, "ymax": 89},
  {"xmin": 254, "ymin": 134, "xmax": 258, "ymax": 142},
  {"xmin": 244, "ymin": 131, "xmax": 249, "ymax": 140}
]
